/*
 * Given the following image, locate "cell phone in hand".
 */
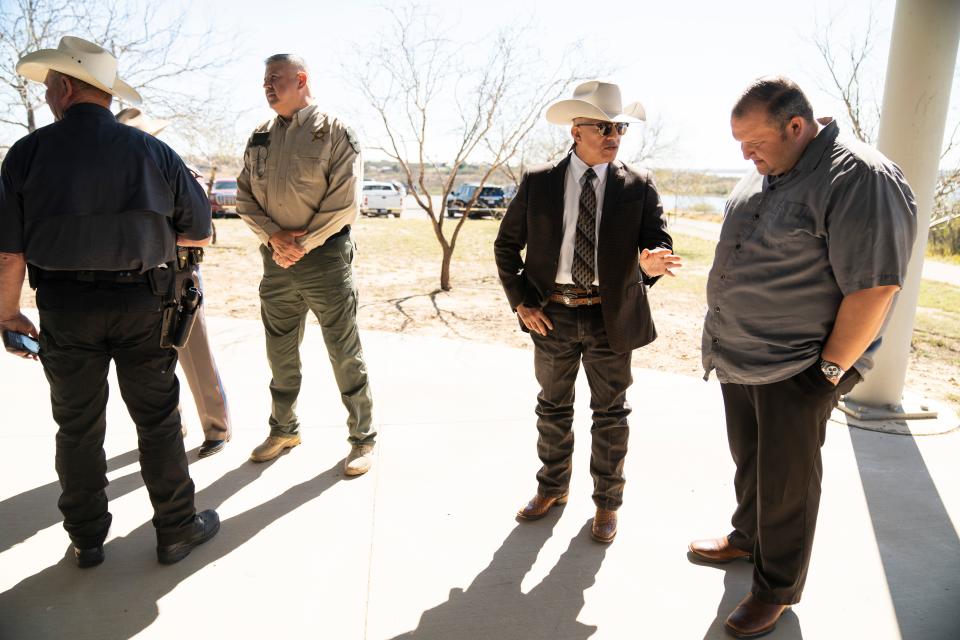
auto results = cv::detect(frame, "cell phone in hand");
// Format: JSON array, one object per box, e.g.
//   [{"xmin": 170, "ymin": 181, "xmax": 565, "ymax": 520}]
[{"xmin": 2, "ymin": 330, "xmax": 40, "ymax": 355}]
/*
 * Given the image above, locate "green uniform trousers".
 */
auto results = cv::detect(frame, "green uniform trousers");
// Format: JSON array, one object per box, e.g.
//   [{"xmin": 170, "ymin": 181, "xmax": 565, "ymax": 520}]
[{"xmin": 258, "ymin": 233, "xmax": 374, "ymax": 444}]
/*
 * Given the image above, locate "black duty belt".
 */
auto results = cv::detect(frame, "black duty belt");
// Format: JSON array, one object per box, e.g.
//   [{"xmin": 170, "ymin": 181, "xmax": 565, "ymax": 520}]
[
  {"xmin": 323, "ymin": 225, "xmax": 351, "ymax": 246},
  {"xmin": 35, "ymin": 269, "xmax": 150, "ymax": 284}
]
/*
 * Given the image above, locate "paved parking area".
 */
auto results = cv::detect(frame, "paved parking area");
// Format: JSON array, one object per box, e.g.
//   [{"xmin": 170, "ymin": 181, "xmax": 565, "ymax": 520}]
[{"xmin": 1, "ymin": 315, "xmax": 958, "ymax": 639}]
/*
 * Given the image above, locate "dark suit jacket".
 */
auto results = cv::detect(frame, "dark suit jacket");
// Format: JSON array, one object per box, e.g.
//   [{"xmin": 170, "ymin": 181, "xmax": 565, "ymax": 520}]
[{"xmin": 494, "ymin": 155, "xmax": 672, "ymax": 354}]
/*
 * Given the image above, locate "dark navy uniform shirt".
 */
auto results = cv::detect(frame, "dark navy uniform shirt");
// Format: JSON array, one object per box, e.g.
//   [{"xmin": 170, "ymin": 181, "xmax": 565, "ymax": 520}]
[
  {"xmin": 0, "ymin": 103, "xmax": 211, "ymax": 272},
  {"xmin": 702, "ymin": 119, "xmax": 917, "ymax": 385}
]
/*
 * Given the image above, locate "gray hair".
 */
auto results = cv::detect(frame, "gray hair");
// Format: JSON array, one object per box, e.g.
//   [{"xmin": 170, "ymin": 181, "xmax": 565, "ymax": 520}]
[
  {"xmin": 264, "ymin": 53, "xmax": 309, "ymax": 74},
  {"xmin": 49, "ymin": 69, "xmax": 111, "ymax": 100},
  {"xmin": 732, "ymin": 76, "xmax": 814, "ymax": 128}
]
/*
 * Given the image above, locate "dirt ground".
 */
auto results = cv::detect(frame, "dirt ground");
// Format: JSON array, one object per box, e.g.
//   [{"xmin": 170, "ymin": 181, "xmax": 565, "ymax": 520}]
[
  {"xmin": 17, "ymin": 216, "xmax": 959, "ymax": 413},
  {"xmin": 191, "ymin": 218, "xmax": 710, "ymax": 375}
]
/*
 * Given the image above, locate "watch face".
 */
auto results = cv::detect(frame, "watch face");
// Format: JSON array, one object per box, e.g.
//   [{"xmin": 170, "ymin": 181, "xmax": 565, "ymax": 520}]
[{"xmin": 821, "ymin": 361, "xmax": 843, "ymax": 379}]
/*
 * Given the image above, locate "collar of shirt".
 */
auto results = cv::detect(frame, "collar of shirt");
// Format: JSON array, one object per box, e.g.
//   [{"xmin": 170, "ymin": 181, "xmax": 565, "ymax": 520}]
[
  {"xmin": 64, "ymin": 102, "xmax": 115, "ymax": 122},
  {"xmin": 766, "ymin": 118, "xmax": 839, "ymax": 190},
  {"xmin": 568, "ymin": 151, "xmax": 608, "ymax": 188},
  {"xmin": 276, "ymin": 102, "xmax": 318, "ymax": 130}
]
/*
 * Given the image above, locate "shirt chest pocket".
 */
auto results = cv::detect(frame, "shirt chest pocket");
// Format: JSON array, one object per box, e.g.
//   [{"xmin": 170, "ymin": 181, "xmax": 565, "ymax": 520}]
[
  {"xmin": 291, "ymin": 137, "xmax": 328, "ymax": 187},
  {"xmin": 760, "ymin": 200, "xmax": 820, "ymax": 248}
]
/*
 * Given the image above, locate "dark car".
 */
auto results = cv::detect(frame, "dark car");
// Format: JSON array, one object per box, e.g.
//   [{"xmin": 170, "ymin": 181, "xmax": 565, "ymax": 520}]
[{"xmin": 445, "ymin": 183, "xmax": 508, "ymax": 219}]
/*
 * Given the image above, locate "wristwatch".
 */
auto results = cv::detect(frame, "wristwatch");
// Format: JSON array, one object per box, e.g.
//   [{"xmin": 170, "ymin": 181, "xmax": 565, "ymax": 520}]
[{"xmin": 819, "ymin": 358, "xmax": 844, "ymax": 383}]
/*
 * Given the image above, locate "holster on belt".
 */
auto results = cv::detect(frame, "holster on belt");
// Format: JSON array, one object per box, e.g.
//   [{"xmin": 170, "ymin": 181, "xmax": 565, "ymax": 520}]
[
  {"xmin": 160, "ymin": 284, "xmax": 203, "ymax": 349},
  {"xmin": 171, "ymin": 286, "xmax": 203, "ymax": 348},
  {"xmin": 150, "ymin": 263, "xmax": 180, "ymax": 348},
  {"xmin": 147, "ymin": 263, "xmax": 176, "ymax": 297},
  {"xmin": 176, "ymin": 247, "xmax": 204, "ymax": 271}
]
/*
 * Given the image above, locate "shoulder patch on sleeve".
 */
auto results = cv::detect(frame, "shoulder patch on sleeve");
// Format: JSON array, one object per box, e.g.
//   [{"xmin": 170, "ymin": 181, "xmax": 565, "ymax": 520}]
[
  {"xmin": 345, "ymin": 127, "xmax": 361, "ymax": 154},
  {"xmin": 247, "ymin": 120, "xmax": 272, "ymax": 148}
]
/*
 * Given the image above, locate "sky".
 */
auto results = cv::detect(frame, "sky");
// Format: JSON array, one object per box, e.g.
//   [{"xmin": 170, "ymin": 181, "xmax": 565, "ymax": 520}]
[{"xmin": 7, "ymin": 0, "xmax": 959, "ymax": 171}]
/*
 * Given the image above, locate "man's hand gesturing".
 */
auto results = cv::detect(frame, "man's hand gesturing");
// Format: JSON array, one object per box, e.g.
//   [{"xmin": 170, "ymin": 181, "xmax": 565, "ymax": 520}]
[{"xmin": 639, "ymin": 247, "xmax": 683, "ymax": 278}]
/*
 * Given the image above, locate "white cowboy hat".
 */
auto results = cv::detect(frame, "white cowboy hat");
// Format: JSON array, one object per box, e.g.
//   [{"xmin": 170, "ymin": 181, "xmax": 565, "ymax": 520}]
[
  {"xmin": 116, "ymin": 107, "xmax": 168, "ymax": 136},
  {"xmin": 16, "ymin": 36, "xmax": 142, "ymax": 105},
  {"xmin": 545, "ymin": 81, "xmax": 645, "ymax": 125}
]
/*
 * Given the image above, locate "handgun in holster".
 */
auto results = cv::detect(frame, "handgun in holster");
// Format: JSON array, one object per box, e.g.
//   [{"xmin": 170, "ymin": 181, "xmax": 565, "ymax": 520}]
[
  {"xmin": 149, "ymin": 264, "xmax": 182, "ymax": 349},
  {"xmin": 160, "ymin": 284, "xmax": 203, "ymax": 349}
]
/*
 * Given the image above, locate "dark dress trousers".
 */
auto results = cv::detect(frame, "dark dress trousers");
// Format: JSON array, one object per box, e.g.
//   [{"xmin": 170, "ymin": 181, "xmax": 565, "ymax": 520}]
[{"xmin": 494, "ymin": 155, "xmax": 671, "ymax": 508}]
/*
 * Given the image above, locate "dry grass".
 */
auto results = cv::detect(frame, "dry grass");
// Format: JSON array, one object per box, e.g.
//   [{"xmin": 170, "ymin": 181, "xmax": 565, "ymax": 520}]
[{"xmin": 17, "ymin": 216, "xmax": 960, "ymax": 412}]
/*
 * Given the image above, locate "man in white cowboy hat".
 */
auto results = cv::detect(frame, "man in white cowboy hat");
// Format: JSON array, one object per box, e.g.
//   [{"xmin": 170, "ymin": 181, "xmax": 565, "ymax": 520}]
[
  {"xmin": 117, "ymin": 107, "xmax": 233, "ymax": 459},
  {"xmin": 0, "ymin": 36, "xmax": 220, "ymax": 566},
  {"xmin": 495, "ymin": 80, "xmax": 681, "ymax": 543}
]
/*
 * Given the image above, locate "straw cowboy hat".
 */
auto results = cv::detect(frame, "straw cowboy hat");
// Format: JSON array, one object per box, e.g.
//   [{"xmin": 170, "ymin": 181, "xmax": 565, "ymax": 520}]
[
  {"xmin": 16, "ymin": 35, "xmax": 142, "ymax": 105},
  {"xmin": 545, "ymin": 81, "xmax": 645, "ymax": 125},
  {"xmin": 116, "ymin": 107, "xmax": 168, "ymax": 136}
]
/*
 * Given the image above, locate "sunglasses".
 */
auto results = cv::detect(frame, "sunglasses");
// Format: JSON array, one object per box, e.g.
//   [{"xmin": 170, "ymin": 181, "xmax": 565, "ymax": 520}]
[{"xmin": 575, "ymin": 121, "xmax": 629, "ymax": 136}]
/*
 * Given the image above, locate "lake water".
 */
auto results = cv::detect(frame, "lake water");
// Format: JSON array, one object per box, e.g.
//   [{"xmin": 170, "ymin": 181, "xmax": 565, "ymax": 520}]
[{"xmin": 662, "ymin": 194, "xmax": 729, "ymax": 214}]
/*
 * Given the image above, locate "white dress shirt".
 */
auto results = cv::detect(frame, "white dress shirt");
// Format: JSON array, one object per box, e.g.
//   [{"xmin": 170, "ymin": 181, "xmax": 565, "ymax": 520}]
[{"xmin": 555, "ymin": 152, "xmax": 607, "ymax": 286}]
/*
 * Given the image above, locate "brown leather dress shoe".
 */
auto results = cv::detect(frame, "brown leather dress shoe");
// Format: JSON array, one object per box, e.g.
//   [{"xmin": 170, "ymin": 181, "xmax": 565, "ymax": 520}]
[
  {"xmin": 517, "ymin": 493, "xmax": 568, "ymax": 520},
  {"xmin": 590, "ymin": 508, "xmax": 618, "ymax": 543},
  {"xmin": 688, "ymin": 535, "xmax": 752, "ymax": 563},
  {"xmin": 724, "ymin": 594, "xmax": 789, "ymax": 638}
]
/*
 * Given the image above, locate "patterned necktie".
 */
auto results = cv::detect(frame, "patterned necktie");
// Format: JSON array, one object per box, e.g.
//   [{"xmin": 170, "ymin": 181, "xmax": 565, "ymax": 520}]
[{"xmin": 572, "ymin": 167, "xmax": 597, "ymax": 289}]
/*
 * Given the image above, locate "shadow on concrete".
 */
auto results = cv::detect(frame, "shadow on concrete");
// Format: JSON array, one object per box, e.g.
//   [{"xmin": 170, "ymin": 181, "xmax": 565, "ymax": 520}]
[
  {"xmin": 0, "ymin": 458, "xmax": 343, "ymax": 640},
  {"xmin": 391, "ymin": 517, "xmax": 605, "ymax": 640},
  {"xmin": 689, "ymin": 555, "xmax": 805, "ymax": 640},
  {"xmin": 0, "ymin": 448, "xmax": 142, "ymax": 554},
  {"xmin": 848, "ymin": 427, "xmax": 960, "ymax": 640}
]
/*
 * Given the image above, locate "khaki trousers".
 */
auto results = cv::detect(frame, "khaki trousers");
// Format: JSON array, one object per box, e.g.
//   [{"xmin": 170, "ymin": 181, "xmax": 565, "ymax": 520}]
[{"xmin": 175, "ymin": 265, "xmax": 231, "ymax": 441}]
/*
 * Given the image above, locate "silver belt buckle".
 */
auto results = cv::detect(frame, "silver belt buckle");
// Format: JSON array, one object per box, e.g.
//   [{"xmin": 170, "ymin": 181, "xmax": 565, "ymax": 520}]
[{"xmin": 562, "ymin": 294, "xmax": 573, "ymax": 306}]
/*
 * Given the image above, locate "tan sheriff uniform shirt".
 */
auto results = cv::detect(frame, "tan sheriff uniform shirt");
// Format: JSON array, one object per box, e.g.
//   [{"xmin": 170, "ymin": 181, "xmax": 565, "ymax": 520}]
[{"xmin": 237, "ymin": 103, "xmax": 362, "ymax": 254}]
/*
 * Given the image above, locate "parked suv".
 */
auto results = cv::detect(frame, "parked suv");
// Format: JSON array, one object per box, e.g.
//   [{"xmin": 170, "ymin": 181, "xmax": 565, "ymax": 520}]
[
  {"xmin": 361, "ymin": 181, "xmax": 404, "ymax": 217},
  {"xmin": 210, "ymin": 179, "xmax": 239, "ymax": 219},
  {"xmin": 445, "ymin": 184, "xmax": 508, "ymax": 219}
]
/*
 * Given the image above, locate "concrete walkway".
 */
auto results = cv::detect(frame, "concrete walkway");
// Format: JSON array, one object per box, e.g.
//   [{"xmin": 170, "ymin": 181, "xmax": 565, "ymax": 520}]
[
  {"xmin": 670, "ymin": 217, "xmax": 960, "ymax": 286},
  {"xmin": 1, "ymin": 314, "xmax": 958, "ymax": 639}
]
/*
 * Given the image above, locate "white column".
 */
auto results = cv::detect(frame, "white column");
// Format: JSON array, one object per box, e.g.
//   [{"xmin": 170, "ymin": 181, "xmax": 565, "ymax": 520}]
[{"xmin": 846, "ymin": 0, "xmax": 960, "ymax": 407}]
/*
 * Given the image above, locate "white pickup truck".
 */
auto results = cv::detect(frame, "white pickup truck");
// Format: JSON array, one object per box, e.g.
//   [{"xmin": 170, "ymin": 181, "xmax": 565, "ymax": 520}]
[{"xmin": 361, "ymin": 181, "xmax": 404, "ymax": 218}]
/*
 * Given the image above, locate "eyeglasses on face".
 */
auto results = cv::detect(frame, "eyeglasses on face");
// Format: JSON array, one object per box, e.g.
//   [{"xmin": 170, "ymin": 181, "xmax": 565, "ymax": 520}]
[{"xmin": 574, "ymin": 121, "xmax": 629, "ymax": 136}]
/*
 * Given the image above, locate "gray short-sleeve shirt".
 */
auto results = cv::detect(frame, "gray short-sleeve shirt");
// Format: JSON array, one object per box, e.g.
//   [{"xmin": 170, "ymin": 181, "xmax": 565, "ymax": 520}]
[{"xmin": 702, "ymin": 119, "xmax": 917, "ymax": 385}]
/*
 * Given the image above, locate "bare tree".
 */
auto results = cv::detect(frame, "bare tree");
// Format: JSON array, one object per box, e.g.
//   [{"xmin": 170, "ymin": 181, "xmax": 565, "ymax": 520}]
[
  {"xmin": 0, "ymin": 0, "xmax": 231, "ymax": 138},
  {"xmin": 813, "ymin": 7, "xmax": 960, "ymax": 246},
  {"xmin": 347, "ymin": 3, "xmax": 592, "ymax": 291},
  {"xmin": 178, "ymin": 94, "xmax": 255, "ymax": 194},
  {"xmin": 813, "ymin": 9, "xmax": 881, "ymax": 145},
  {"xmin": 630, "ymin": 113, "xmax": 676, "ymax": 166},
  {"xmin": 500, "ymin": 123, "xmax": 572, "ymax": 189}
]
